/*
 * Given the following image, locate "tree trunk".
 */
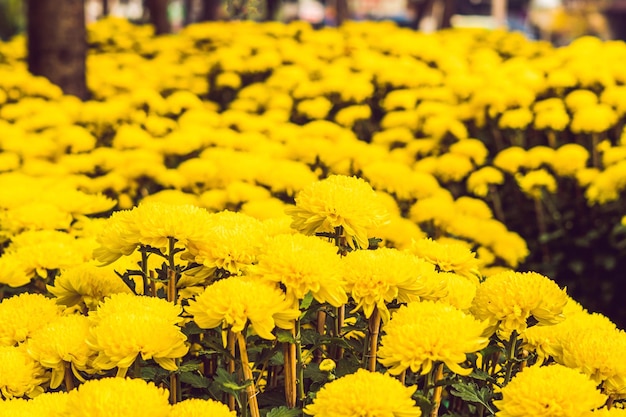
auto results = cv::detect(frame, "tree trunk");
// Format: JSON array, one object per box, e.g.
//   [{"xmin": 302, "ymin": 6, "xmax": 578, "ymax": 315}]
[
  {"xmin": 27, "ymin": 0, "xmax": 88, "ymax": 100},
  {"xmin": 146, "ymin": 0, "xmax": 171, "ymax": 34},
  {"xmin": 335, "ymin": 0, "xmax": 349, "ymax": 26},
  {"xmin": 265, "ymin": 0, "xmax": 280, "ymax": 21},
  {"xmin": 102, "ymin": 0, "xmax": 109, "ymax": 16},
  {"xmin": 199, "ymin": 0, "xmax": 221, "ymax": 20},
  {"xmin": 440, "ymin": 0, "xmax": 455, "ymax": 29}
]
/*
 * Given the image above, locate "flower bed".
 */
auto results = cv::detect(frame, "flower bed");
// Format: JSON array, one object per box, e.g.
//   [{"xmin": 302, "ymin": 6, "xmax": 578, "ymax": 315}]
[{"xmin": 1, "ymin": 18, "xmax": 626, "ymax": 416}]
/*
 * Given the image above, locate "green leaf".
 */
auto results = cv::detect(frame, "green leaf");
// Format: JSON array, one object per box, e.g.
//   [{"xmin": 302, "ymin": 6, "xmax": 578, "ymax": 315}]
[
  {"xmin": 276, "ymin": 329, "xmax": 296, "ymax": 343},
  {"xmin": 176, "ymin": 360, "xmax": 202, "ymax": 373},
  {"xmin": 303, "ymin": 363, "xmax": 327, "ymax": 384},
  {"xmin": 214, "ymin": 368, "xmax": 250, "ymax": 395},
  {"xmin": 450, "ymin": 382, "xmax": 496, "ymax": 414},
  {"xmin": 265, "ymin": 406, "xmax": 302, "ymax": 417},
  {"xmin": 300, "ymin": 292, "xmax": 314, "ymax": 311},
  {"xmin": 179, "ymin": 372, "xmax": 211, "ymax": 389}
]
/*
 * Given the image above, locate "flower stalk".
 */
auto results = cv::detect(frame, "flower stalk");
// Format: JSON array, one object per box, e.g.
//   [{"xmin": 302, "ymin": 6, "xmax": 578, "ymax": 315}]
[
  {"xmin": 429, "ymin": 362, "xmax": 445, "ymax": 417},
  {"xmin": 237, "ymin": 332, "xmax": 260, "ymax": 417},
  {"xmin": 367, "ymin": 306, "xmax": 381, "ymax": 372}
]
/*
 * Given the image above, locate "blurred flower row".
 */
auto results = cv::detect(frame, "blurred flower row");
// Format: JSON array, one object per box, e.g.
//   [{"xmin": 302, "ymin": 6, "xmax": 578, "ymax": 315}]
[{"xmin": 1, "ymin": 17, "xmax": 626, "ymax": 416}]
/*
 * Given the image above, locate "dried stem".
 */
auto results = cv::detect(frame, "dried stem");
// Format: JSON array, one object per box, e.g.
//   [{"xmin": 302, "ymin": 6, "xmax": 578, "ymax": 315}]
[
  {"xmin": 64, "ymin": 362, "xmax": 74, "ymax": 391},
  {"xmin": 283, "ymin": 338, "xmax": 297, "ymax": 408},
  {"xmin": 237, "ymin": 332, "xmax": 260, "ymax": 417},
  {"xmin": 367, "ymin": 307, "xmax": 381, "ymax": 372},
  {"xmin": 429, "ymin": 362, "xmax": 445, "ymax": 417},
  {"xmin": 227, "ymin": 330, "xmax": 237, "ymax": 411}
]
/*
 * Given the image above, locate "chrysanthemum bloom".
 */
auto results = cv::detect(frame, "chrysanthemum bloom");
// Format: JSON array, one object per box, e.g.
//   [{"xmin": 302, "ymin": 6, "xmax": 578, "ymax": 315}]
[
  {"xmin": 47, "ymin": 261, "xmax": 133, "ymax": 311},
  {"xmin": 3, "ymin": 230, "xmax": 95, "ymax": 282},
  {"xmin": 493, "ymin": 146, "xmax": 528, "ymax": 175},
  {"xmin": 93, "ymin": 202, "xmax": 213, "ymax": 265},
  {"xmin": 303, "ymin": 368, "xmax": 421, "ymax": 417},
  {"xmin": 437, "ymin": 272, "xmax": 478, "ymax": 311},
  {"xmin": 63, "ymin": 377, "xmax": 170, "ymax": 417},
  {"xmin": 0, "ymin": 391, "xmax": 69, "ymax": 417},
  {"xmin": 169, "ymin": 398, "xmax": 235, "ymax": 417},
  {"xmin": 494, "ymin": 364, "xmax": 607, "ymax": 417},
  {"xmin": 551, "ymin": 144, "xmax": 590, "ymax": 177},
  {"xmin": 571, "ymin": 104, "xmax": 618, "ymax": 134},
  {"xmin": 185, "ymin": 276, "xmax": 300, "ymax": 340},
  {"xmin": 471, "ymin": 271, "xmax": 568, "ymax": 337},
  {"xmin": 0, "ymin": 345, "xmax": 48, "ymax": 399},
  {"xmin": 466, "ymin": 166, "xmax": 504, "ymax": 198},
  {"xmin": 0, "ymin": 293, "xmax": 62, "ymax": 346},
  {"xmin": 515, "ymin": 169, "xmax": 557, "ymax": 199},
  {"xmin": 251, "ymin": 233, "xmax": 347, "ymax": 307},
  {"xmin": 378, "ymin": 300, "xmax": 489, "ymax": 376},
  {"xmin": 182, "ymin": 211, "xmax": 268, "ymax": 279},
  {"xmin": 407, "ymin": 238, "xmax": 481, "ymax": 285},
  {"xmin": 27, "ymin": 314, "xmax": 94, "ymax": 389},
  {"xmin": 86, "ymin": 293, "xmax": 188, "ymax": 376},
  {"xmin": 342, "ymin": 248, "xmax": 446, "ymax": 323},
  {"xmin": 545, "ymin": 311, "xmax": 626, "ymax": 398},
  {"xmin": 286, "ymin": 175, "xmax": 390, "ymax": 250}
]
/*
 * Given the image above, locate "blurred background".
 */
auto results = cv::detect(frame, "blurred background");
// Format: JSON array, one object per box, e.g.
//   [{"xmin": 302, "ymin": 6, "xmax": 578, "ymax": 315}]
[{"xmin": 2, "ymin": 0, "xmax": 626, "ymax": 43}]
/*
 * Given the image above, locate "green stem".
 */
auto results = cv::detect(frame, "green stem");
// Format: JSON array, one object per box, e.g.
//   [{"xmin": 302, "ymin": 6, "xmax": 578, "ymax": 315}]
[
  {"xmin": 167, "ymin": 237, "xmax": 179, "ymax": 304},
  {"xmin": 295, "ymin": 318, "xmax": 305, "ymax": 407},
  {"xmin": 140, "ymin": 245, "xmax": 149, "ymax": 295},
  {"xmin": 503, "ymin": 331, "xmax": 519, "ymax": 385}
]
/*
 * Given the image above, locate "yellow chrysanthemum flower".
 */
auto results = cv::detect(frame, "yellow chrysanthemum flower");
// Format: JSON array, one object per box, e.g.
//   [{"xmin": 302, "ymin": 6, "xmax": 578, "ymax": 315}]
[
  {"xmin": 93, "ymin": 202, "xmax": 213, "ymax": 265},
  {"xmin": 0, "ymin": 391, "xmax": 69, "ymax": 417},
  {"xmin": 493, "ymin": 146, "xmax": 527, "ymax": 174},
  {"xmin": 545, "ymin": 311, "xmax": 626, "ymax": 397},
  {"xmin": 26, "ymin": 314, "xmax": 94, "ymax": 389},
  {"xmin": 494, "ymin": 364, "xmax": 607, "ymax": 417},
  {"xmin": 251, "ymin": 233, "xmax": 348, "ymax": 307},
  {"xmin": 286, "ymin": 175, "xmax": 390, "ymax": 250},
  {"xmin": 466, "ymin": 166, "xmax": 505, "ymax": 197},
  {"xmin": 87, "ymin": 293, "xmax": 188, "ymax": 376},
  {"xmin": 303, "ymin": 368, "xmax": 421, "ymax": 417},
  {"xmin": 437, "ymin": 272, "xmax": 478, "ymax": 311},
  {"xmin": 408, "ymin": 238, "xmax": 481, "ymax": 284},
  {"xmin": 0, "ymin": 293, "xmax": 62, "ymax": 346},
  {"xmin": 183, "ymin": 210, "xmax": 268, "ymax": 278},
  {"xmin": 571, "ymin": 104, "xmax": 618, "ymax": 134},
  {"xmin": 378, "ymin": 300, "xmax": 489, "ymax": 376},
  {"xmin": 471, "ymin": 271, "xmax": 568, "ymax": 337},
  {"xmin": 551, "ymin": 143, "xmax": 590, "ymax": 177},
  {"xmin": 185, "ymin": 276, "xmax": 300, "ymax": 340},
  {"xmin": 0, "ymin": 345, "xmax": 48, "ymax": 399},
  {"xmin": 515, "ymin": 169, "xmax": 557, "ymax": 199},
  {"xmin": 63, "ymin": 377, "xmax": 170, "ymax": 417},
  {"xmin": 342, "ymin": 248, "xmax": 446, "ymax": 323},
  {"xmin": 47, "ymin": 261, "xmax": 133, "ymax": 311},
  {"xmin": 499, "ymin": 107, "xmax": 533, "ymax": 130},
  {"xmin": 0, "ymin": 202, "xmax": 73, "ymax": 234},
  {"xmin": 169, "ymin": 398, "xmax": 235, "ymax": 417}
]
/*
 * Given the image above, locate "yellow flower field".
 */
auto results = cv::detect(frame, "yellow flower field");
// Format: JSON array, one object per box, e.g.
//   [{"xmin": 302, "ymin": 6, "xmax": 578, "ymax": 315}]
[{"xmin": 1, "ymin": 17, "xmax": 626, "ymax": 416}]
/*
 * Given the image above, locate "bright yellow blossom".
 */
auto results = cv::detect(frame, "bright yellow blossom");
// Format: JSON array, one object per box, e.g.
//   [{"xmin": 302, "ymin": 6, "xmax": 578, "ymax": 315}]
[
  {"xmin": 86, "ymin": 293, "xmax": 188, "ymax": 376},
  {"xmin": 169, "ymin": 398, "xmax": 235, "ymax": 417},
  {"xmin": 471, "ymin": 271, "xmax": 568, "ymax": 337},
  {"xmin": 494, "ymin": 364, "xmax": 607, "ymax": 417},
  {"xmin": 342, "ymin": 248, "xmax": 446, "ymax": 323},
  {"xmin": 26, "ymin": 314, "xmax": 94, "ymax": 389},
  {"xmin": 0, "ymin": 293, "xmax": 62, "ymax": 346},
  {"xmin": 0, "ymin": 345, "xmax": 47, "ymax": 399},
  {"xmin": 185, "ymin": 276, "xmax": 299, "ymax": 340},
  {"xmin": 286, "ymin": 175, "xmax": 390, "ymax": 250},
  {"xmin": 63, "ymin": 377, "xmax": 170, "ymax": 417},
  {"xmin": 378, "ymin": 300, "xmax": 489, "ymax": 376},
  {"xmin": 303, "ymin": 368, "xmax": 421, "ymax": 417},
  {"xmin": 251, "ymin": 233, "xmax": 347, "ymax": 307}
]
